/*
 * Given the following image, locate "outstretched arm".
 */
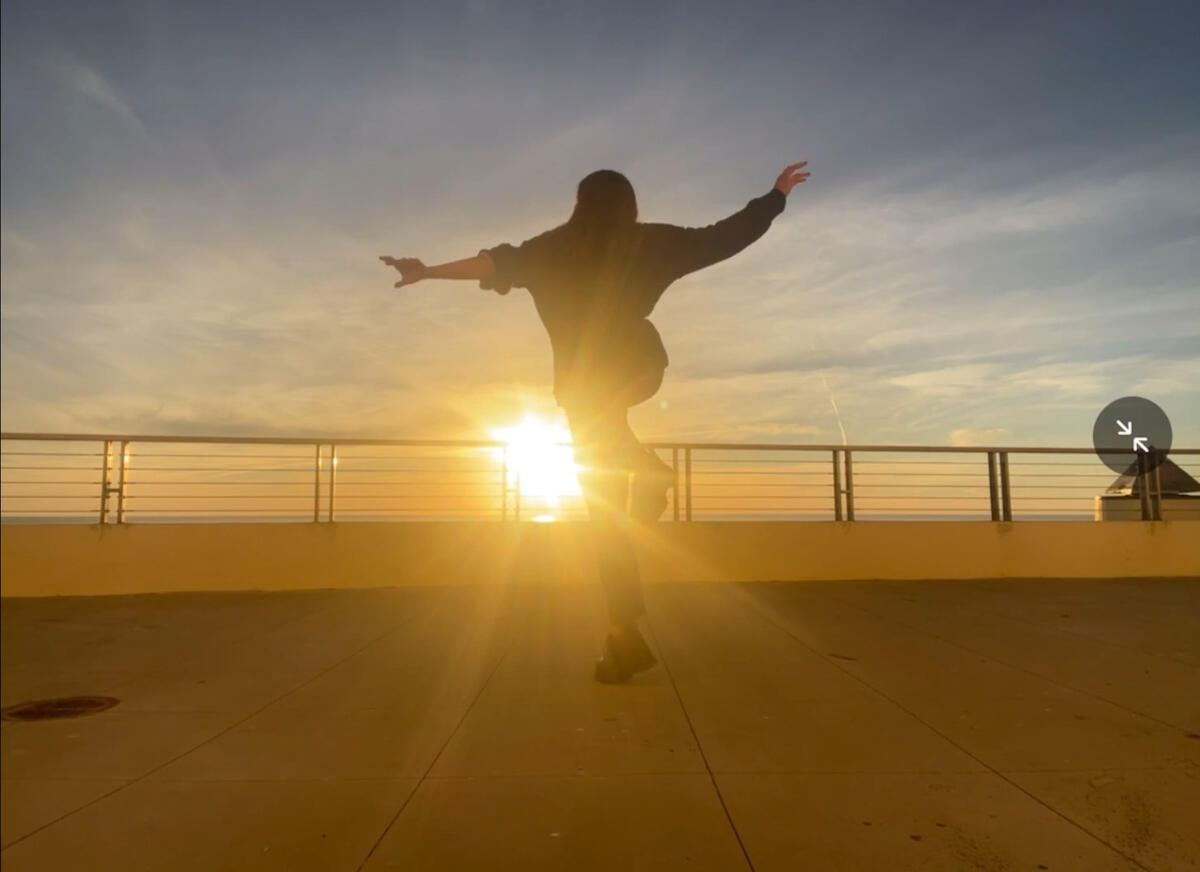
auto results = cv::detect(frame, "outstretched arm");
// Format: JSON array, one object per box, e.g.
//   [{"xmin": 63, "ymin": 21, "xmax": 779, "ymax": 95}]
[
  {"xmin": 379, "ymin": 253, "xmax": 495, "ymax": 288},
  {"xmin": 658, "ymin": 161, "xmax": 809, "ymax": 282}
]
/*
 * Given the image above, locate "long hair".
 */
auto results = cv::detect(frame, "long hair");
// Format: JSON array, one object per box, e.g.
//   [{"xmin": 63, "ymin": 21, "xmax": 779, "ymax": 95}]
[
  {"xmin": 564, "ymin": 170, "xmax": 638, "ymax": 273},
  {"xmin": 554, "ymin": 171, "xmax": 658, "ymax": 404},
  {"xmin": 570, "ymin": 169, "xmax": 637, "ymax": 231}
]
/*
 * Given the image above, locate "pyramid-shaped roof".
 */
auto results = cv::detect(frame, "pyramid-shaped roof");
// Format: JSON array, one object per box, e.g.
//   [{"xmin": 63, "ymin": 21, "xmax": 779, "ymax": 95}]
[{"xmin": 1106, "ymin": 457, "xmax": 1200, "ymax": 495}]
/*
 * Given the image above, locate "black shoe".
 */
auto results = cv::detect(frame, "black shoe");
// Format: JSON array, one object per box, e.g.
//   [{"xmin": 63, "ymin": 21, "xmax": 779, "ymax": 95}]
[{"xmin": 593, "ymin": 626, "xmax": 658, "ymax": 684}]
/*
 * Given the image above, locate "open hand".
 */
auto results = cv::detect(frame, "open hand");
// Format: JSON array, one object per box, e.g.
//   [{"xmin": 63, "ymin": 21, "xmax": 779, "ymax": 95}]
[
  {"xmin": 379, "ymin": 256, "xmax": 426, "ymax": 288},
  {"xmin": 774, "ymin": 161, "xmax": 810, "ymax": 195}
]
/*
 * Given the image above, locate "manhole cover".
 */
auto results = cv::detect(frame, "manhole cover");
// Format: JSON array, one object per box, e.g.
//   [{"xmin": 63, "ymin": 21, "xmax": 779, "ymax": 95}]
[{"xmin": 1, "ymin": 696, "xmax": 119, "ymax": 722}]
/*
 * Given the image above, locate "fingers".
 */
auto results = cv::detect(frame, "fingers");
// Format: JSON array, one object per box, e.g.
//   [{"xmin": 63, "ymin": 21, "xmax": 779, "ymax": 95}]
[
  {"xmin": 382, "ymin": 256, "xmax": 424, "ymax": 281},
  {"xmin": 774, "ymin": 162, "xmax": 810, "ymax": 194}
]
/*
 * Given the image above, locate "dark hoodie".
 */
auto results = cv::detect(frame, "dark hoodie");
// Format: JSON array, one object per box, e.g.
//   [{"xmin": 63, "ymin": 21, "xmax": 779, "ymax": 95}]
[{"xmin": 479, "ymin": 186, "xmax": 786, "ymax": 409}]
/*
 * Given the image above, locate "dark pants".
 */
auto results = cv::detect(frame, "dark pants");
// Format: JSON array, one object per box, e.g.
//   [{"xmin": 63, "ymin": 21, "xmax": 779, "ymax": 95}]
[{"xmin": 563, "ymin": 402, "xmax": 672, "ymax": 627}]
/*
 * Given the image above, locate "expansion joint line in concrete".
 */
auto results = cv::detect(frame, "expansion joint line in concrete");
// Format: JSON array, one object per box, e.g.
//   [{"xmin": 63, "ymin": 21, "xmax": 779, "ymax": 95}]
[
  {"xmin": 734, "ymin": 589, "xmax": 1159, "ymax": 872},
  {"xmin": 354, "ymin": 611, "xmax": 520, "ymax": 872},
  {"xmin": 0, "ymin": 596, "xmax": 445, "ymax": 855},
  {"xmin": 643, "ymin": 616, "xmax": 758, "ymax": 872},
  {"xmin": 834, "ymin": 592, "xmax": 1196, "ymax": 736}
]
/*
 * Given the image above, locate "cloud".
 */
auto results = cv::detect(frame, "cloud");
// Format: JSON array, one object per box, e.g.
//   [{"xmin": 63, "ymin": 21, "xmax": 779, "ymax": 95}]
[
  {"xmin": 724, "ymin": 422, "xmax": 822, "ymax": 439},
  {"xmin": 43, "ymin": 50, "xmax": 145, "ymax": 133},
  {"xmin": 888, "ymin": 365, "xmax": 998, "ymax": 397},
  {"xmin": 948, "ymin": 427, "xmax": 1011, "ymax": 447}
]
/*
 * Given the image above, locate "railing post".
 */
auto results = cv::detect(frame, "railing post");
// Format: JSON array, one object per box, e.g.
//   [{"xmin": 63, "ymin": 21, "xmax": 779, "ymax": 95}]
[
  {"xmin": 312, "ymin": 444, "xmax": 321, "ymax": 522},
  {"xmin": 684, "ymin": 448, "xmax": 693, "ymax": 521},
  {"xmin": 999, "ymin": 451, "xmax": 1012, "ymax": 521},
  {"xmin": 831, "ymin": 449, "xmax": 843, "ymax": 521},
  {"xmin": 116, "ymin": 440, "xmax": 129, "ymax": 524},
  {"xmin": 987, "ymin": 451, "xmax": 1000, "ymax": 521},
  {"xmin": 98, "ymin": 440, "xmax": 111, "ymax": 525},
  {"xmin": 327, "ymin": 444, "xmax": 337, "ymax": 522},
  {"xmin": 843, "ymin": 449, "xmax": 855, "ymax": 521},
  {"xmin": 672, "ymin": 447, "xmax": 680, "ymax": 522},
  {"xmin": 500, "ymin": 445, "xmax": 508, "ymax": 521},
  {"xmin": 1151, "ymin": 450, "xmax": 1164, "ymax": 521},
  {"xmin": 1137, "ymin": 451, "xmax": 1152, "ymax": 521}
]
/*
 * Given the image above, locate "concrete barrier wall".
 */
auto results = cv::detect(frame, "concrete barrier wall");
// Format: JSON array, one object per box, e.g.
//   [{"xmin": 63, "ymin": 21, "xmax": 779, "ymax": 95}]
[{"xmin": 2, "ymin": 521, "xmax": 1197, "ymax": 597}]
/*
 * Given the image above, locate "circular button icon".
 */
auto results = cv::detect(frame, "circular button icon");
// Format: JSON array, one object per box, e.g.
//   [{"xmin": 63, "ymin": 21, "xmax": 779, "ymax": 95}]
[{"xmin": 1092, "ymin": 396, "xmax": 1172, "ymax": 475}]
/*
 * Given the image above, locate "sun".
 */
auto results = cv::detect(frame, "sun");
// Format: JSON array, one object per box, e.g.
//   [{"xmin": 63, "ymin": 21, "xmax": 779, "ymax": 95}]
[{"xmin": 490, "ymin": 415, "xmax": 582, "ymax": 509}]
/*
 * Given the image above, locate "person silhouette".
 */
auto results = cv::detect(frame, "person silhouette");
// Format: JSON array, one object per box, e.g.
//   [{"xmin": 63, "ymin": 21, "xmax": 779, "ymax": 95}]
[{"xmin": 381, "ymin": 160, "xmax": 809, "ymax": 682}]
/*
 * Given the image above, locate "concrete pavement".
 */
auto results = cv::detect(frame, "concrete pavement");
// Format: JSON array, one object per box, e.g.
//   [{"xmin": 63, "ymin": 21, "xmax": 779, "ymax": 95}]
[{"xmin": 2, "ymin": 578, "xmax": 1198, "ymax": 870}]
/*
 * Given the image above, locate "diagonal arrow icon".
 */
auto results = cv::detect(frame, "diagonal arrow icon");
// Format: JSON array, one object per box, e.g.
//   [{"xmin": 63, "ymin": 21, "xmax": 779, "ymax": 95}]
[{"xmin": 1095, "ymin": 397, "xmax": 1173, "ymax": 474}]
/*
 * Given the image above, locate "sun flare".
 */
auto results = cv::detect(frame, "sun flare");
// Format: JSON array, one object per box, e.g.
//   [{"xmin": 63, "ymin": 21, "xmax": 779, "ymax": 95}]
[{"xmin": 490, "ymin": 415, "xmax": 582, "ymax": 507}]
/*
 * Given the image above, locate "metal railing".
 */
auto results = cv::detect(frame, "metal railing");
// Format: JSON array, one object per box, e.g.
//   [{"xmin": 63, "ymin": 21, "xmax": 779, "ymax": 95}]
[{"xmin": 2, "ymin": 433, "xmax": 1196, "ymax": 524}]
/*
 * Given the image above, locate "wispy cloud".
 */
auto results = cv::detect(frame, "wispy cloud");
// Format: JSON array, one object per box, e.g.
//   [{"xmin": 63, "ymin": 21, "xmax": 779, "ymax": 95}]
[
  {"xmin": 42, "ymin": 50, "xmax": 145, "ymax": 133},
  {"xmin": 948, "ymin": 427, "xmax": 1010, "ymax": 447}
]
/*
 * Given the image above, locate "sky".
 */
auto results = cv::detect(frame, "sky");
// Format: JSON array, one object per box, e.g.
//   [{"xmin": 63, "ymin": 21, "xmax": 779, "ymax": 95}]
[{"xmin": 2, "ymin": 0, "xmax": 1198, "ymax": 449}]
